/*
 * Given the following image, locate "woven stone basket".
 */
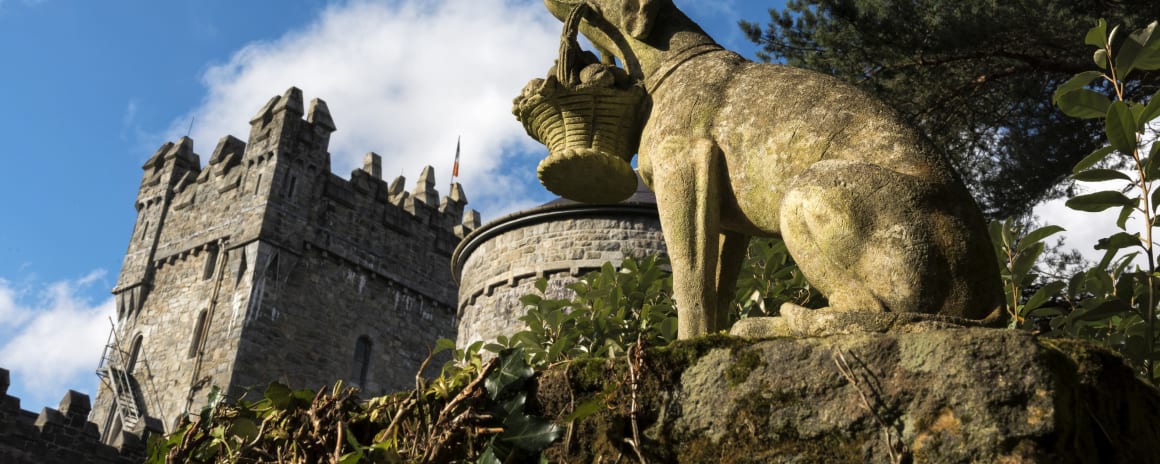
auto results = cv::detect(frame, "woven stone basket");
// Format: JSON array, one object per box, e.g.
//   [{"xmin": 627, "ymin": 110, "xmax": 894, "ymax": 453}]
[{"xmin": 513, "ymin": 5, "xmax": 644, "ymax": 204}]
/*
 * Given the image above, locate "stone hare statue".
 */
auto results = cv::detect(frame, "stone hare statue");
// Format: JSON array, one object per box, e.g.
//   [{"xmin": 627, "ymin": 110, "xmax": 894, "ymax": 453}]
[{"xmin": 536, "ymin": 0, "xmax": 1004, "ymax": 339}]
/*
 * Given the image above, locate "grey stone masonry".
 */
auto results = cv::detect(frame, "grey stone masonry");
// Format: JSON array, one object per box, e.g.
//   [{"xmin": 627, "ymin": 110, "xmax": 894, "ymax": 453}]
[
  {"xmin": 452, "ymin": 181, "xmax": 666, "ymax": 348},
  {"xmin": 91, "ymin": 87, "xmax": 479, "ymax": 442},
  {"xmin": 0, "ymin": 368, "xmax": 159, "ymax": 464}
]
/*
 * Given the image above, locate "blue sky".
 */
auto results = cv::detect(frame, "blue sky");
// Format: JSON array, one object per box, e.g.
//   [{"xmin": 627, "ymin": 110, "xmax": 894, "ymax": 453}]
[{"xmin": 0, "ymin": 0, "xmax": 784, "ymax": 413}]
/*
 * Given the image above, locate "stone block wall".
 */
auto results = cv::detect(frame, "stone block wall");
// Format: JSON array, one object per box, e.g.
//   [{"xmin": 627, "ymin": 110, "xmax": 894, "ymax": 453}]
[
  {"xmin": 92, "ymin": 87, "xmax": 478, "ymax": 439},
  {"xmin": 453, "ymin": 191, "xmax": 666, "ymax": 347},
  {"xmin": 0, "ymin": 368, "xmax": 156, "ymax": 464}
]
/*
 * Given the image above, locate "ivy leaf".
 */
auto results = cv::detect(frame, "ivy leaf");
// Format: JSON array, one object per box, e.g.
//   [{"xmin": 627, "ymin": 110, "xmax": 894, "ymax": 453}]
[
  {"xmin": 1052, "ymin": 71, "xmax": 1104, "ymax": 104},
  {"xmin": 1073, "ymin": 146, "xmax": 1116, "ymax": 173},
  {"xmin": 500, "ymin": 411, "xmax": 563, "ymax": 451},
  {"xmin": 1066, "ymin": 190, "xmax": 1133, "ymax": 212},
  {"xmin": 1105, "ymin": 101, "xmax": 1138, "ymax": 154},
  {"xmin": 485, "ymin": 348, "xmax": 533, "ymax": 401},
  {"xmin": 1085, "ymin": 19, "xmax": 1108, "ymax": 48},
  {"xmin": 1072, "ymin": 168, "xmax": 1131, "ymax": 183},
  {"xmin": 265, "ymin": 382, "xmax": 293, "ymax": 410}
]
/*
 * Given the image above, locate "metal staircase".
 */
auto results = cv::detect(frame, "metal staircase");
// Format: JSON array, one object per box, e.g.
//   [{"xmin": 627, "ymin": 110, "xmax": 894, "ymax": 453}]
[{"xmin": 96, "ymin": 328, "xmax": 141, "ymax": 431}]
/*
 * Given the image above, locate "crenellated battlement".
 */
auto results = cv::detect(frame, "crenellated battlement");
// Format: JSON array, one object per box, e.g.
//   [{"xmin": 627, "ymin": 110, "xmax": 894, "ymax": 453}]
[
  {"xmin": 113, "ymin": 87, "xmax": 478, "ymax": 315},
  {"xmin": 96, "ymin": 87, "xmax": 476, "ymax": 438},
  {"xmin": 0, "ymin": 368, "xmax": 160, "ymax": 464}
]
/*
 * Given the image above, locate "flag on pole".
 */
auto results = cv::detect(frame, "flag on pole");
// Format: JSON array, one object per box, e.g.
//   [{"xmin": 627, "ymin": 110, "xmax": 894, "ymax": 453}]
[{"xmin": 452, "ymin": 136, "xmax": 461, "ymax": 178}]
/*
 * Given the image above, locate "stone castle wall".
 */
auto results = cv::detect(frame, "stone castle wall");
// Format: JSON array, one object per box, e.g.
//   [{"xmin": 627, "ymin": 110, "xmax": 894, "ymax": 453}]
[
  {"xmin": 0, "ymin": 368, "xmax": 156, "ymax": 464},
  {"xmin": 453, "ymin": 192, "xmax": 666, "ymax": 347},
  {"xmin": 92, "ymin": 87, "xmax": 478, "ymax": 437}
]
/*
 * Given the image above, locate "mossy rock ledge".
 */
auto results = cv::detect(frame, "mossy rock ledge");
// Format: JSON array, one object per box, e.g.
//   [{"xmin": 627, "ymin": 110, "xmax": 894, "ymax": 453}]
[{"xmin": 529, "ymin": 329, "xmax": 1160, "ymax": 463}]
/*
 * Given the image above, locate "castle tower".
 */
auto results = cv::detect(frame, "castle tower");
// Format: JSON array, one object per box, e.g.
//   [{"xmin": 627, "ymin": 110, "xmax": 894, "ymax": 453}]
[{"xmin": 91, "ymin": 88, "xmax": 478, "ymax": 440}]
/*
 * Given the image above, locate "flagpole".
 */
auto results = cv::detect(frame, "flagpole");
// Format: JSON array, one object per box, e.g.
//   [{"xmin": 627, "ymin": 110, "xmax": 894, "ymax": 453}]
[{"xmin": 451, "ymin": 135, "xmax": 461, "ymax": 191}]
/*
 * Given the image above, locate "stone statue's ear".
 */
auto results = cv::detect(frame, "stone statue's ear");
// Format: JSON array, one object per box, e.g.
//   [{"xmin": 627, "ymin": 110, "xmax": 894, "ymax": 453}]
[{"xmin": 620, "ymin": 0, "xmax": 660, "ymax": 40}]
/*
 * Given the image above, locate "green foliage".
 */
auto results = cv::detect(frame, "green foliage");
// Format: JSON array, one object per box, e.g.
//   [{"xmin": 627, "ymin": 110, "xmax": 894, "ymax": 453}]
[
  {"xmin": 147, "ymin": 348, "xmax": 560, "ymax": 463},
  {"xmin": 989, "ymin": 220, "xmax": 1067, "ymax": 327},
  {"xmin": 1048, "ymin": 18, "xmax": 1160, "ymax": 381},
  {"xmin": 730, "ymin": 237, "xmax": 823, "ymax": 320},
  {"xmin": 503, "ymin": 255, "xmax": 678, "ymax": 366},
  {"xmin": 741, "ymin": 0, "xmax": 1160, "ymax": 217}
]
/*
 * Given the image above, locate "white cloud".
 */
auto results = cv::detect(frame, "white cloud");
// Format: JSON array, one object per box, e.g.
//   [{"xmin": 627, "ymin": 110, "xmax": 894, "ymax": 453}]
[
  {"xmin": 172, "ymin": 0, "xmax": 563, "ymax": 220},
  {"xmin": 0, "ymin": 272, "xmax": 114, "ymax": 412}
]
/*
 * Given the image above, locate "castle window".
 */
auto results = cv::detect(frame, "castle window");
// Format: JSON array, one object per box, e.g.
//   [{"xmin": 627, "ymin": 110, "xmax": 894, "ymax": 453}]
[
  {"xmin": 254, "ymin": 174, "xmax": 263, "ymax": 195},
  {"xmin": 126, "ymin": 335, "xmax": 143, "ymax": 374},
  {"xmin": 284, "ymin": 175, "xmax": 297, "ymax": 199},
  {"xmin": 351, "ymin": 336, "xmax": 372, "ymax": 387},
  {"xmin": 139, "ymin": 221, "xmax": 149, "ymax": 241},
  {"xmin": 203, "ymin": 247, "xmax": 219, "ymax": 280},
  {"xmin": 189, "ymin": 310, "xmax": 209, "ymax": 358}
]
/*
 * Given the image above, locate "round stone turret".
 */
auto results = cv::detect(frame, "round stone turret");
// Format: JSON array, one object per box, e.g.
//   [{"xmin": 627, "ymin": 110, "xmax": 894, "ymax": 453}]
[{"xmin": 451, "ymin": 179, "xmax": 666, "ymax": 348}]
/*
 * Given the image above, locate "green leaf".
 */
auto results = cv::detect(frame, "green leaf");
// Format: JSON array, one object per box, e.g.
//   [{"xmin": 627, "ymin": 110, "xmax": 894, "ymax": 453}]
[
  {"xmin": 1085, "ymin": 19, "xmax": 1108, "ymax": 48},
  {"xmin": 1095, "ymin": 232, "xmax": 1142, "ymax": 252},
  {"xmin": 1116, "ymin": 203, "xmax": 1135, "ymax": 229},
  {"xmin": 1011, "ymin": 242, "xmax": 1043, "ymax": 279},
  {"xmin": 1114, "ymin": 22, "xmax": 1153, "ymax": 77},
  {"xmin": 1027, "ymin": 306, "xmax": 1065, "ymax": 318},
  {"xmin": 1139, "ymin": 90, "xmax": 1160, "ymax": 131},
  {"xmin": 499, "ymin": 412, "xmax": 563, "ymax": 451},
  {"xmin": 478, "ymin": 444, "xmax": 502, "ymax": 464},
  {"xmin": 1072, "ymin": 168, "xmax": 1131, "ymax": 183},
  {"xmin": 1021, "ymin": 281, "xmax": 1067, "ymax": 314},
  {"xmin": 1017, "ymin": 225, "xmax": 1065, "ymax": 252},
  {"xmin": 1073, "ymin": 298, "xmax": 1132, "ymax": 322},
  {"xmin": 534, "ymin": 277, "xmax": 548, "ymax": 293},
  {"xmin": 1066, "ymin": 190, "xmax": 1133, "ymax": 212},
  {"xmin": 264, "ymin": 382, "xmax": 293, "ymax": 410},
  {"xmin": 1056, "ymin": 88, "xmax": 1110, "ymax": 119},
  {"xmin": 1094, "ymin": 48, "xmax": 1108, "ymax": 69},
  {"xmin": 433, "ymin": 337, "xmax": 457, "ymax": 355},
  {"xmin": 1053, "ymin": 71, "xmax": 1104, "ymax": 104},
  {"xmin": 562, "ymin": 397, "xmax": 605, "ymax": 422},
  {"xmin": 485, "ymin": 348, "xmax": 534, "ymax": 401},
  {"xmin": 1136, "ymin": 21, "xmax": 1160, "ymax": 70},
  {"xmin": 1073, "ymin": 146, "xmax": 1116, "ymax": 173},
  {"xmin": 1105, "ymin": 101, "xmax": 1139, "ymax": 154}
]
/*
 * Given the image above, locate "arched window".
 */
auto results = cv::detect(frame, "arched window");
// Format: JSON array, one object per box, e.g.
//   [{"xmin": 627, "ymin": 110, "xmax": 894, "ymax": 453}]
[
  {"xmin": 189, "ymin": 310, "xmax": 209, "ymax": 358},
  {"xmin": 351, "ymin": 336, "xmax": 372, "ymax": 387},
  {"xmin": 126, "ymin": 335, "xmax": 143, "ymax": 374}
]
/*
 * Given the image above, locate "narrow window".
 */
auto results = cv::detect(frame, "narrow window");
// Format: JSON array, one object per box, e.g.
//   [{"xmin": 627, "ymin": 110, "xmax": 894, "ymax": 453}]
[
  {"xmin": 203, "ymin": 247, "xmax": 219, "ymax": 280},
  {"xmin": 254, "ymin": 174, "xmax": 263, "ymax": 195},
  {"xmin": 351, "ymin": 336, "xmax": 372, "ymax": 387},
  {"xmin": 139, "ymin": 221, "xmax": 149, "ymax": 241},
  {"xmin": 284, "ymin": 175, "xmax": 297, "ymax": 199},
  {"xmin": 126, "ymin": 335, "xmax": 143, "ymax": 374},
  {"xmin": 189, "ymin": 310, "xmax": 209, "ymax": 358}
]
